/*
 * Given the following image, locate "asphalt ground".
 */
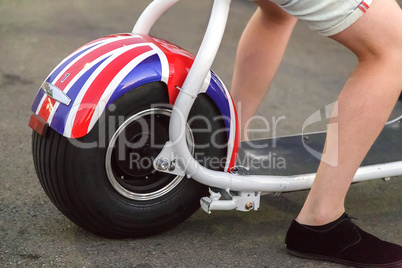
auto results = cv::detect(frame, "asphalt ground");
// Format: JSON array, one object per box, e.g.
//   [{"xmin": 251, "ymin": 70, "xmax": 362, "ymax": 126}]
[{"xmin": 0, "ymin": 0, "xmax": 401, "ymax": 267}]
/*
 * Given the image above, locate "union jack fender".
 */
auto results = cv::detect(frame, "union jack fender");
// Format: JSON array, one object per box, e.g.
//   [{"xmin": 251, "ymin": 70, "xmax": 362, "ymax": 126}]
[{"xmin": 29, "ymin": 33, "xmax": 239, "ymax": 171}]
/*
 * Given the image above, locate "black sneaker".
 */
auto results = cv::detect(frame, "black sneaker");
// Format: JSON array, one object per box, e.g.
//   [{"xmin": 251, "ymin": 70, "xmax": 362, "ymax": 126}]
[{"xmin": 285, "ymin": 213, "xmax": 402, "ymax": 267}]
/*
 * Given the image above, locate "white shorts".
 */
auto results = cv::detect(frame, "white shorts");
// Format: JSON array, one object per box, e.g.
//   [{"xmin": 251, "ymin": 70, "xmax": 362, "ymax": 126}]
[{"xmin": 266, "ymin": 0, "xmax": 373, "ymax": 36}]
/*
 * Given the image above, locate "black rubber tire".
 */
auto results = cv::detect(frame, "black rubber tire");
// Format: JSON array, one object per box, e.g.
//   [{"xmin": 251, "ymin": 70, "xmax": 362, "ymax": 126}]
[{"xmin": 32, "ymin": 82, "xmax": 228, "ymax": 238}]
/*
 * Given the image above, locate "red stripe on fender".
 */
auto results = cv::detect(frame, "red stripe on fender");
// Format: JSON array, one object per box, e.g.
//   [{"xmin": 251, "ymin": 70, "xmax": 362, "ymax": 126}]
[
  {"xmin": 37, "ymin": 96, "xmax": 55, "ymax": 122},
  {"xmin": 37, "ymin": 36, "xmax": 143, "ymax": 122},
  {"xmin": 71, "ymin": 45, "xmax": 153, "ymax": 138},
  {"xmin": 150, "ymin": 36, "xmax": 194, "ymax": 105},
  {"xmin": 228, "ymin": 95, "xmax": 239, "ymax": 171}
]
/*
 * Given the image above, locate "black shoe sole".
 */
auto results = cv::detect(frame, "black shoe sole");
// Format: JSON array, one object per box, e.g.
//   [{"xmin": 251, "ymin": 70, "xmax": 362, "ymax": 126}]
[{"xmin": 287, "ymin": 249, "xmax": 402, "ymax": 268}]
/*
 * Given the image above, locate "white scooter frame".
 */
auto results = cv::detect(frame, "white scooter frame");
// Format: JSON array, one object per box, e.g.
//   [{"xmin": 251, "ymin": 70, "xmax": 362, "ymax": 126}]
[{"xmin": 134, "ymin": 0, "xmax": 402, "ymax": 213}]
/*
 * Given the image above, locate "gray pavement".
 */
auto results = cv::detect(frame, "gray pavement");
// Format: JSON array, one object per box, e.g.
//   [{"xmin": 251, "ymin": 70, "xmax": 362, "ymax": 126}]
[{"xmin": 0, "ymin": 0, "xmax": 401, "ymax": 267}]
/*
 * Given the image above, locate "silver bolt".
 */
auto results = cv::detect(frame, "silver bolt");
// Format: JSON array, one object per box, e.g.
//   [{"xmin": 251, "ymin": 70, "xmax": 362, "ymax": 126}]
[{"xmin": 155, "ymin": 158, "xmax": 169, "ymax": 170}]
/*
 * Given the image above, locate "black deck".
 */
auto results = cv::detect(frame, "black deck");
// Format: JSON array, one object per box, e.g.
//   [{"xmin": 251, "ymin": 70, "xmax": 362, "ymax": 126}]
[{"xmin": 236, "ymin": 120, "xmax": 402, "ymax": 176}]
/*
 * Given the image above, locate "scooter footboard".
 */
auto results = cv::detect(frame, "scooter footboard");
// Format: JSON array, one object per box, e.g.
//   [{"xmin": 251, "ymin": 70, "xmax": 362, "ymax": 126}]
[{"xmin": 237, "ymin": 119, "xmax": 402, "ymax": 177}]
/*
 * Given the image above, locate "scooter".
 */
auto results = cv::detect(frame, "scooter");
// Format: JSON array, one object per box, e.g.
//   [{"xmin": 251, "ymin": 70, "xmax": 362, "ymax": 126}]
[{"xmin": 29, "ymin": 0, "xmax": 402, "ymax": 238}]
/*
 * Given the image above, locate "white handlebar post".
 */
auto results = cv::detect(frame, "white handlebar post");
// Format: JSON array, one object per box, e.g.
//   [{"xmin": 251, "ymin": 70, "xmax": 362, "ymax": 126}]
[
  {"xmin": 167, "ymin": 0, "xmax": 233, "ymax": 179},
  {"xmin": 133, "ymin": 0, "xmax": 180, "ymax": 35}
]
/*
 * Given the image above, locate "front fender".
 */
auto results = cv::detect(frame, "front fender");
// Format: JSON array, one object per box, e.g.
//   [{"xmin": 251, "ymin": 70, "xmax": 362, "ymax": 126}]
[{"xmin": 30, "ymin": 33, "xmax": 238, "ymax": 170}]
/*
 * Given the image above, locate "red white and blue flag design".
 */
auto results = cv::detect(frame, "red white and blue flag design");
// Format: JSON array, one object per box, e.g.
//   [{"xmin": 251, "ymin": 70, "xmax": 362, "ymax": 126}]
[
  {"xmin": 31, "ymin": 34, "xmax": 169, "ymax": 138},
  {"xmin": 31, "ymin": 34, "xmax": 238, "ymax": 171}
]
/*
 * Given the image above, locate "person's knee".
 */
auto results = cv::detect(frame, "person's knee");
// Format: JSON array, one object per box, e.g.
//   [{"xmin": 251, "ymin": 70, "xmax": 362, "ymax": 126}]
[
  {"xmin": 358, "ymin": 47, "xmax": 402, "ymax": 88},
  {"xmin": 361, "ymin": 43, "xmax": 402, "ymax": 66},
  {"xmin": 386, "ymin": 49, "xmax": 402, "ymax": 84}
]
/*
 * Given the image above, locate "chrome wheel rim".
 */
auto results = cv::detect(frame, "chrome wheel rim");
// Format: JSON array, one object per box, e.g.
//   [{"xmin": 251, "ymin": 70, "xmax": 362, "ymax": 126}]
[{"xmin": 105, "ymin": 108, "xmax": 194, "ymax": 201}]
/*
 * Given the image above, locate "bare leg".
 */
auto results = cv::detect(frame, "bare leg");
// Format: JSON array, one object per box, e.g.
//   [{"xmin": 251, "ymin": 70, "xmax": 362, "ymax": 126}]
[
  {"xmin": 233, "ymin": 0, "xmax": 402, "ymax": 226},
  {"xmin": 297, "ymin": 0, "xmax": 402, "ymax": 226},
  {"xmin": 231, "ymin": 1, "xmax": 297, "ymax": 140},
  {"xmin": 232, "ymin": 0, "xmax": 402, "ymax": 265}
]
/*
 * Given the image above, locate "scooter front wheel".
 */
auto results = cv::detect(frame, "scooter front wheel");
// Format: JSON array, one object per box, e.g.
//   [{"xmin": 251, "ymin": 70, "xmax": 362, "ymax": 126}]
[{"xmin": 32, "ymin": 82, "xmax": 228, "ymax": 238}]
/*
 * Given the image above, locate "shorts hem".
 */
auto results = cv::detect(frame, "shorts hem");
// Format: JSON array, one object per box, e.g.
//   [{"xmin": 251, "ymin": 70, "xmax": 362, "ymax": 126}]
[{"xmin": 318, "ymin": 0, "xmax": 371, "ymax": 36}]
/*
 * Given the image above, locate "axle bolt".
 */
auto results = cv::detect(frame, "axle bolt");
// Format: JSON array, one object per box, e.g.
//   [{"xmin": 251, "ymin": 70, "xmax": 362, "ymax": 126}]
[
  {"xmin": 155, "ymin": 158, "xmax": 169, "ymax": 171},
  {"xmin": 245, "ymin": 202, "xmax": 253, "ymax": 211}
]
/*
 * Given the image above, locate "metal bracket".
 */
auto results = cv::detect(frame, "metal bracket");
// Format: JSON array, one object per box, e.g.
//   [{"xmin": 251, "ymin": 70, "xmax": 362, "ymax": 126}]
[
  {"xmin": 200, "ymin": 188, "xmax": 261, "ymax": 214},
  {"xmin": 153, "ymin": 141, "xmax": 185, "ymax": 176}
]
